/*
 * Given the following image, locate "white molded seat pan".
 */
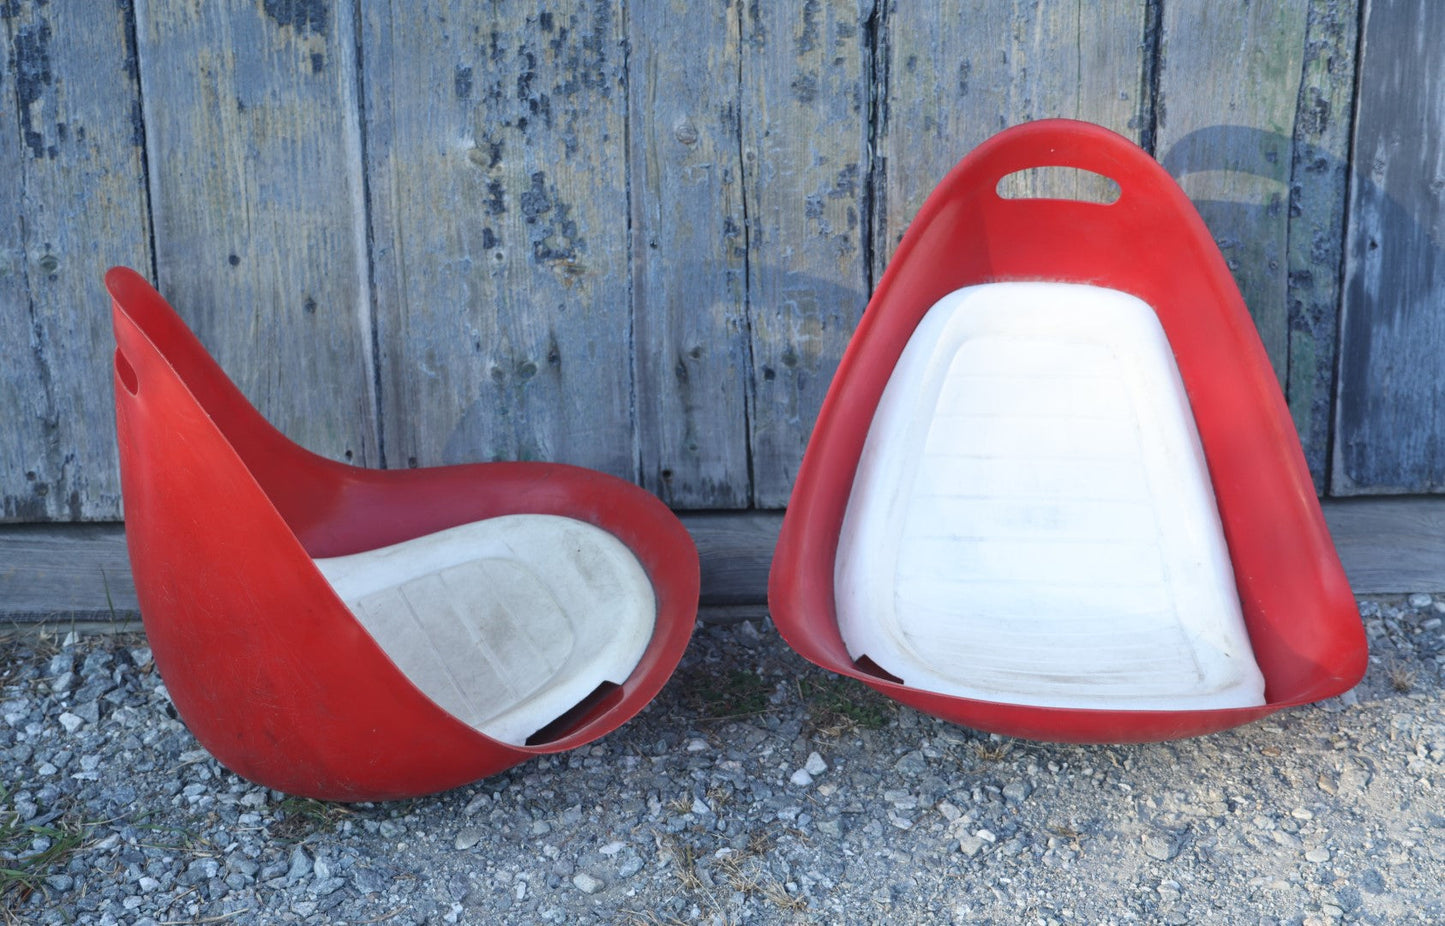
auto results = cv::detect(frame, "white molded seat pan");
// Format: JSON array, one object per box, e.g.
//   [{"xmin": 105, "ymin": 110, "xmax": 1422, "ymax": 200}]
[
  {"xmin": 835, "ymin": 282, "xmax": 1266, "ymax": 711},
  {"xmin": 315, "ymin": 514, "xmax": 656, "ymax": 745}
]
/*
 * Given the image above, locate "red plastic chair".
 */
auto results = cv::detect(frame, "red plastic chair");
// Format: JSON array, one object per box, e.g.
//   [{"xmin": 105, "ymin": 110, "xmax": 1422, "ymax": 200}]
[
  {"xmin": 768, "ymin": 120, "xmax": 1366, "ymax": 743},
  {"xmin": 108, "ymin": 267, "xmax": 699, "ymax": 800}
]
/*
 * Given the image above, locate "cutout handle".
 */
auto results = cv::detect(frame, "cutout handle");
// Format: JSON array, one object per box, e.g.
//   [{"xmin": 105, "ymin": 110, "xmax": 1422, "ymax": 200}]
[
  {"xmin": 995, "ymin": 166, "xmax": 1121, "ymax": 204},
  {"xmin": 115, "ymin": 349, "xmax": 139, "ymax": 395}
]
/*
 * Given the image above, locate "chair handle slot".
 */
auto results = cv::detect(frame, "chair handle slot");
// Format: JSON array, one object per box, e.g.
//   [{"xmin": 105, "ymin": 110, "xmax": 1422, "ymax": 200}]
[{"xmin": 115, "ymin": 349, "xmax": 139, "ymax": 396}]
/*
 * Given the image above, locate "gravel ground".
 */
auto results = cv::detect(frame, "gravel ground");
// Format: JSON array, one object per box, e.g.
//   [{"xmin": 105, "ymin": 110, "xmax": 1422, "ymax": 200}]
[{"xmin": 2, "ymin": 594, "xmax": 1443, "ymax": 925}]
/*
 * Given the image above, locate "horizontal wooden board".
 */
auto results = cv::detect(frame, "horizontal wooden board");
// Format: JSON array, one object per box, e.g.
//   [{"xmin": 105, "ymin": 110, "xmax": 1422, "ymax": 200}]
[{"xmin": 5, "ymin": 501, "xmax": 1445, "ymax": 631}]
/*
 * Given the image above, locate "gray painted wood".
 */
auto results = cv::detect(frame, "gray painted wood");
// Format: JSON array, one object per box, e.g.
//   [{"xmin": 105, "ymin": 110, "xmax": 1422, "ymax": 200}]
[
  {"xmin": 1335, "ymin": 0, "xmax": 1445, "ymax": 494},
  {"xmin": 1157, "ymin": 0, "xmax": 1358, "ymax": 493},
  {"xmin": 363, "ymin": 2, "xmax": 635, "ymax": 478},
  {"xmin": 1155, "ymin": 2, "xmax": 1307, "ymax": 389},
  {"xmin": 7, "ymin": 500, "xmax": 1445, "ymax": 629},
  {"xmin": 134, "ymin": 0, "xmax": 378, "ymax": 467},
  {"xmin": 0, "ymin": 525, "xmax": 138, "ymax": 623},
  {"xmin": 0, "ymin": 0, "xmax": 152, "ymax": 521},
  {"xmin": 0, "ymin": 516, "xmax": 776, "ymax": 624},
  {"xmin": 0, "ymin": 1, "xmax": 1436, "ymax": 517},
  {"xmin": 876, "ymin": 1, "xmax": 1149, "ymax": 272},
  {"xmin": 1321, "ymin": 499, "xmax": 1445, "ymax": 596},
  {"xmin": 742, "ymin": 0, "xmax": 873, "ymax": 508},
  {"xmin": 629, "ymin": 0, "xmax": 751, "ymax": 507},
  {"xmin": 1285, "ymin": 0, "xmax": 1359, "ymax": 493}
]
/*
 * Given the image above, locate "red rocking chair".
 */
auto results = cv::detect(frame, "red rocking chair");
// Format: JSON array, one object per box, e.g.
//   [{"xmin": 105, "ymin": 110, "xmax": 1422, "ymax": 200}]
[{"xmin": 109, "ymin": 267, "xmax": 699, "ymax": 800}]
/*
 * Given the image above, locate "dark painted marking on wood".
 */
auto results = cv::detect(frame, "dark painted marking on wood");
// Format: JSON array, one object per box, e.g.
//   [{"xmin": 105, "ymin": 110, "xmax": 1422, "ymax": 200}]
[{"xmin": 262, "ymin": 0, "xmax": 329, "ymax": 36}]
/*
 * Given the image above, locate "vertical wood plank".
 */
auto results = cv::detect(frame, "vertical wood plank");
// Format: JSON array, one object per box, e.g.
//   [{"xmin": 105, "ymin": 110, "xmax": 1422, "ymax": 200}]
[
  {"xmin": 1155, "ymin": 2, "xmax": 1308, "ymax": 389},
  {"xmin": 877, "ymin": 1, "xmax": 1149, "ymax": 272},
  {"xmin": 363, "ymin": 2, "xmax": 634, "ymax": 479},
  {"xmin": 629, "ymin": 0, "xmax": 751, "ymax": 507},
  {"xmin": 0, "ymin": 0, "xmax": 152, "ymax": 521},
  {"xmin": 742, "ymin": 0, "xmax": 873, "ymax": 508},
  {"xmin": 1335, "ymin": 0, "xmax": 1445, "ymax": 493},
  {"xmin": 1286, "ymin": 0, "xmax": 1359, "ymax": 492},
  {"xmin": 135, "ymin": 0, "xmax": 378, "ymax": 467}
]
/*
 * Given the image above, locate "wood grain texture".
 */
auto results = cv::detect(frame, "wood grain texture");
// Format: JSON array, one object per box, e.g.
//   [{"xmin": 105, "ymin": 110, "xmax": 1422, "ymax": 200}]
[
  {"xmin": 742, "ymin": 0, "xmax": 873, "ymax": 507},
  {"xmin": 1155, "ymin": 1, "xmax": 1307, "ymax": 390},
  {"xmin": 1285, "ymin": 0, "xmax": 1359, "ymax": 493},
  {"xmin": 1335, "ymin": 0, "xmax": 1445, "ymax": 493},
  {"xmin": 1322, "ymin": 499, "xmax": 1445, "ymax": 595},
  {"xmin": 629, "ymin": 0, "xmax": 751, "ymax": 507},
  {"xmin": 10, "ymin": 499, "xmax": 1445, "ymax": 628},
  {"xmin": 363, "ymin": 2, "xmax": 635, "ymax": 478},
  {"xmin": 135, "ymin": 0, "xmax": 378, "ymax": 467},
  {"xmin": 0, "ymin": 525, "xmax": 139, "ymax": 623},
  {"xmin": 876, "ymin": 0, "xmax": 1149, "ymax": 272},
  {"xmin": 0, "ymin": 516, "xmax": 777, "ymax": 624},
  {"xmin": 0, "ymin": 0, "xmax": 152, "ymax": 521}
]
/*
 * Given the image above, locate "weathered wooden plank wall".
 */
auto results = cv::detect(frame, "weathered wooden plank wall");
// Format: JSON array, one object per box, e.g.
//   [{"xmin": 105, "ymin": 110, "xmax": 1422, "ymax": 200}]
[
  {"xmin": 364, "ymin": 2, "xmax": 636, "ymax": 479},
  {"xmin": 1336, "ymin": 0, "xmax": 1445, "ymax": 494},
  {"xmin": 13, "ymin": 0, "xmax": 1445, "ymax": 524},
  {"xmin": 630, "ymin": 0, "xmax": 750, "ymax": 506},
  {"xmin": 1155, "ymin": 0, "xmax": 1358, "ymax": 491},
  {"xmin": 135, "ymin": 0, "xmax": 380, "ymax": 472},
  {"xmin": 1, "ymin": 0, "xmax": 151, "ymax": 520},
  {"xmin": 743, "ymin": 0, "xmax": 872, "ymax": 508}
]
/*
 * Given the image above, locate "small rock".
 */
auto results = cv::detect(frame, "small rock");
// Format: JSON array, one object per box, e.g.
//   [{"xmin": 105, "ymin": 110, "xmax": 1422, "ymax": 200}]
[
  {"xmin": 137, "ymin": 876, "xmax": 161, "ymax": 893},
  {"xmin": 599, "ymin": 841, "xmax": 626, "ymax": 856},
  {"xmin": 58, "ymin": 712, "xmax": 84, "ymax": 734},
  {"xmin": 1410, "ymin": 593, "xmax": 1433, "ymax": 609},
  {"xmin": 572, "ymin": 872, "xmax": 605, "ymax": 894},
  {"xmin": 975, "ymin": 829, "xmax": 997, "ymax": 844},
  {"xmin": 937, "ymin": 800, "xmax": 962, "ymax": 823},
  {"xmin": 617, "ymin": 856, "xmax": 644, "ymax": 878},
  {"xmin": 893, "ymin": 750, "xmax": 929, "ymax": 776},
  {"xmin": 1002, "ymin": 781, "xmax": 1032, "ymax": 803},
  {"xmin": 51, "ymin": 671, "xmax": 75, "ymax": 695},
  {"xmin": 314, "ymin": 877, "xmax": 347, "ymax": 896},
  {"xmin": 454, "ymin": 827, "xmax": 483, "ymax": 851},
  {"xmin": 287, "ymin": 846, "xmax": 313, "ymax": 882},
  {"xmin": 789, "ymin": 768, "xmax": 814, "ymax": 787},
  {"xmin": 953, "ymin": 832, "xmax": 988, "ymax": 855},
  {"xmin": 804, "ymin": 752, "xmax": 828, "ymax": 776},
  {"xmin": 1143, "ymin": 835, "xmax": 1178, "ymax": 861},
  {"xmin": 1305, "ymin": 847, "xmax": 1331, "ymax": 863}
]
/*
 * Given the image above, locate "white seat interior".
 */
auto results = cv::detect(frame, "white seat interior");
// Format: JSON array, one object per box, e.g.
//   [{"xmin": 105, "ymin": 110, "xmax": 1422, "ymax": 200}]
[
  {"xmin": 314, "ymin": 514, "xmax": 656, "ymax": 745},
  {"xmin": 835, "ymin": 282, "xmax": 1265, "ymax": 711}
]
